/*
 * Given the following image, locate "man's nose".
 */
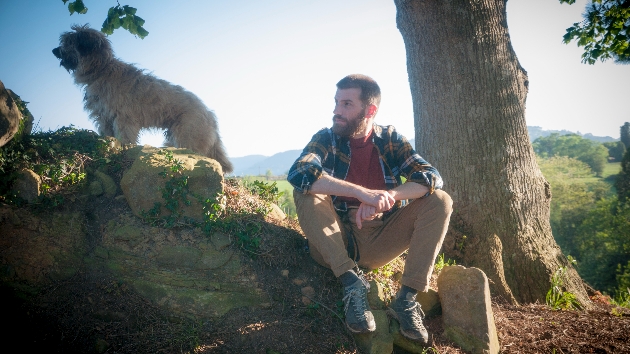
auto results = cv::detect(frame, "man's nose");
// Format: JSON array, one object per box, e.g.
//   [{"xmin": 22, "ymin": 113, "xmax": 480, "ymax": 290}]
[{"xmin": 333, "ymin": 104, "xmax": 341, "ymax": 116}]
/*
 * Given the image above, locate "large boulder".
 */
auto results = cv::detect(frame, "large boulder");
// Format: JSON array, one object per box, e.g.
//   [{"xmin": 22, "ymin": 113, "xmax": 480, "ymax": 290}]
[
  {"xmin": 437, "ymin": 265, "xmax": 500, "ymax": 354},
  {"xmin": 7, "ymin": 88, "xmax": 33, "ymax": 138},
  {"xmin": 0, "ymin": 80, "xmax": 21, "ymax": 147},
  {"xmin": 120, "ymin": 146, "xmax": 224, "ymax": 223}
]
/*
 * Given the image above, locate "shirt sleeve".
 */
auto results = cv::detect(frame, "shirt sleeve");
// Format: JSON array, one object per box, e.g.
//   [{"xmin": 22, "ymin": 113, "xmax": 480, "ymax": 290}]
[
  {"xmin": 287, "ymin": 129, "xmax": 331, "ymax": 194},
  {"xmin": 396, "ymin": 134, "xmax": 444, "ymax": 193}
]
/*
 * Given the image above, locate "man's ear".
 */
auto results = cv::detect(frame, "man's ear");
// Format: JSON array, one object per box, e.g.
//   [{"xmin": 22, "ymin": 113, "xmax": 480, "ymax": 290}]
[{"xmin": 365, "ymin": 104, "xmax": 378, "ymax": 118}]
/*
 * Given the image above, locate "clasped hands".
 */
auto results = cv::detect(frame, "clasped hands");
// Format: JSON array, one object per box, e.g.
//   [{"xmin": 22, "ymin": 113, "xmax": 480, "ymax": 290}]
[{"xmin": 355, "ymin": 189, "xmax": 396, "ymax": 229}]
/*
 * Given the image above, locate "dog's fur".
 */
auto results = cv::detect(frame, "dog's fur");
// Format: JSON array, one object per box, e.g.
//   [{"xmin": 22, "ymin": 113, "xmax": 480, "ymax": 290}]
[{"xmin": 53, "ymin": 25, "xmax": 233, "ymax": 173}]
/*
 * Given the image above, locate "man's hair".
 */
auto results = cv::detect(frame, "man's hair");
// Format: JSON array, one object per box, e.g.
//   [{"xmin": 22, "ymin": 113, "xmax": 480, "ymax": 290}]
[{"xmin": 336, "ymin": 74, "xmax": 381, "ymax": 107}]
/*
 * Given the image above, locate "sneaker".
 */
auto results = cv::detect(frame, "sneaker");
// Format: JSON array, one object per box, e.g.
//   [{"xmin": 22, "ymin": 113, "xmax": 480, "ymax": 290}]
[
  {"xmin": 387, "ymin": 293, "xmax": 429, "ymax": 343},
  {"xmin": 342, "ymin": 277, "xmax": 376, "ymax": 333}
]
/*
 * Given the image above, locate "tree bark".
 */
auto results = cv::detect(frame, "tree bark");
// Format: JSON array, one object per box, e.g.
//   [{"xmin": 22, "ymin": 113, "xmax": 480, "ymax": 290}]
[{"xmin": 394, "ymin": 0, "xmax": 590, "ymax": 306}]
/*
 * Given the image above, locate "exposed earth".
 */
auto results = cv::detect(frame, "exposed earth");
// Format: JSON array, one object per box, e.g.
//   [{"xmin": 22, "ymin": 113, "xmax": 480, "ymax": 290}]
[
  {"xmin": 2, "ymin": 190, "xmax": 629, "ymax": 354},
  {"xmin": 0, "ymin": 138, "xmax": 628, "ymax": 353}
]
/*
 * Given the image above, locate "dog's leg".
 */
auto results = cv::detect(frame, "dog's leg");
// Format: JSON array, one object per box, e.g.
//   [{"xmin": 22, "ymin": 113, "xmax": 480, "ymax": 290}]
[
  {"xmin": 168, "ymin": 112, "xmax": 233, "ymax": 174},
  {"xmin": 113, "ymin": 120, "xmax": 141, "ymax": 145}
]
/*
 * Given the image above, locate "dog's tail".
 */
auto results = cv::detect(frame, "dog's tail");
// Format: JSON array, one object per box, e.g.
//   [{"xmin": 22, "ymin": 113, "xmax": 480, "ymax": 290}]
[{"xmin": 212, "ymin": 141, "xmax": 234, "ymax": 174}]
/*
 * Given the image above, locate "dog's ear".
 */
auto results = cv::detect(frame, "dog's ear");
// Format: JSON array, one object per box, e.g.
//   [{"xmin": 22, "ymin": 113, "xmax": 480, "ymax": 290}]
[{"xmin": 75, "ymin": 30, "xmax": 103, "ymax": 56}]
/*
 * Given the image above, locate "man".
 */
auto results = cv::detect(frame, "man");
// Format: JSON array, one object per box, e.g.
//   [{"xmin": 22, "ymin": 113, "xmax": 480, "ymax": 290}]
[{"xmin": 287, "ymin": 74, "xmax": 452, "ymax": 343}]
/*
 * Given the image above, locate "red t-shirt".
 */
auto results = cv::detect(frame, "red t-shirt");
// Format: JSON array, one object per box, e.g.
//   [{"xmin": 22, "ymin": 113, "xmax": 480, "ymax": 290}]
[{"xmin": 336, "ymin": 132, "xmax": 386, "ymax": 207}]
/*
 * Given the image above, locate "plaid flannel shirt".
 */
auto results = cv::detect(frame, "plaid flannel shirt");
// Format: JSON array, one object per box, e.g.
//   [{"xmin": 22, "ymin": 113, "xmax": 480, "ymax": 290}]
[{"xmin": 287, "ymin": 124, "xmax": 443, "ymax": 205}]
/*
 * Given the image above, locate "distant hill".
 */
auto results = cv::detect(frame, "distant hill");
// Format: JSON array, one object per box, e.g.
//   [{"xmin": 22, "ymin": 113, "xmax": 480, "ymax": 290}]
[
  {"xmin": 527, "ymin": 126, "xmax": 617, "ymax": 143},
  {"xmin": 228, "ymin": 150, "xmax": 301, "ymax": 177},
  {"xmin": 228, "ymin": 127, "xmax": 617, "ymax": 176}
]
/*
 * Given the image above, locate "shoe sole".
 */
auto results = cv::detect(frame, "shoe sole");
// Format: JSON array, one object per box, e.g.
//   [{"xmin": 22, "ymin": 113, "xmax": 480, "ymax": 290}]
[{"xmin": 386, "ymin": 307, "xmax": 428, "ymax": 344}]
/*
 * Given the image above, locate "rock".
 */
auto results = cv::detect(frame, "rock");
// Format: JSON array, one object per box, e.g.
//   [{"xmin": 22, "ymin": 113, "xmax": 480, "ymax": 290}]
[
  {"xmin": 267, "ymin": 203, "xmax": 286, "ymax": 220},
  {"xmin": 416, "ymin": 288, "xmax": 441, "ymax": 318},
  {"xmin": 301, "ymin": 286, "xmax": 315, "ymax": 298},
  {"xmin": 120, "ymin": 146, "xmax": 224, "ymax": 223},
  {"xmin": 210, "ymin": 232, "xmax": 231, "ymax": 250},
  {"xmin": 281, "ymin": 269, "xmax": 289, "ymax": 277},
  {"xmin": 0, "ymin": 80, "xmax": 20, "ymax": 147},
  {"xmin": 94, "ymin": 170, "xmax": 117, "ymax": 197},
  {"xmin": 89, "ymin": 180, "xmax": 104, "ymax": 196},
  {"xmin": 353, "ymin": 310, "xmax": 393, "ymax": 354},
  {"xmin": 10, "ymin": 168, "xmax": 41, "ymax": 203},
  {"xmin": 367, "ymin": 280, "xmax": 387, "ymax": 310},
  {"xmin": 437, "ymin": 265, "xmax": 500, "ymax": 354}
]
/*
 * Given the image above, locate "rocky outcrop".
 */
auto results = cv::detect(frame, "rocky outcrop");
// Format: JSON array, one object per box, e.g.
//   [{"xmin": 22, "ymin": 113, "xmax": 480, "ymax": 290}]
[
  {"xmin": 0, "ymin": 80, "xmax": 21, "ymax": 147},
  {"xmin": 0, "ymin": 147, "xmax": 269, "ymax": 321},
  {"xmin": 96, "ymin": 213, "xmax": 267, "ymax": 318},
  {"xmin": 437, "ymin": 265, "xmax": 500, "ymax": 354},
  {"xmin": 120, "ymin": 146, "xmax": 224, "ymax": 222}
]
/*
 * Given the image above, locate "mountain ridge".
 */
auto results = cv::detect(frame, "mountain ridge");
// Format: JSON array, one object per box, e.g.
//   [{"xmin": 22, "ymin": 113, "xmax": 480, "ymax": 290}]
[{"xmin": 228, "ymin": 127, "xmax": 618, "ymax": 176}]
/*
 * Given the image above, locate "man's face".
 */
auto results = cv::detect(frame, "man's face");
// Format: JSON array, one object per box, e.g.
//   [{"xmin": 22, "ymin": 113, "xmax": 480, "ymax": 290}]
[{"xmin": 332, "ymin": 88, "xmax": 369, "ymax": 137}]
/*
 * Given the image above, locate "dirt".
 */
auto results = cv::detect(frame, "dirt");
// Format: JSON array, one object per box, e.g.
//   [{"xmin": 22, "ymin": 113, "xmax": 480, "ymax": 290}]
[{"xmin": 2, "ymin": 184, "xmax": 630, "ymax": 354}]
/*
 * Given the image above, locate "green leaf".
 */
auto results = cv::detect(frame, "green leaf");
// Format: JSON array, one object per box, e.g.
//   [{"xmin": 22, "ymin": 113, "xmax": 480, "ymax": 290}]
[
  {"xmin": 123, "ymin": 5, "xmax": 137, "ymax": 16},
  {"xmin": 68, "ymin": 0, "xmax": 87, "ymax": 15}
]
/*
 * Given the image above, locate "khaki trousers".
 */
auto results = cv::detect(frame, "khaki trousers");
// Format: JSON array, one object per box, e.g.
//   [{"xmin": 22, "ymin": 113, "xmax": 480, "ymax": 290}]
[{"xmin": 294, "ymin": 190, "xmax": 453, "ymax": 292}]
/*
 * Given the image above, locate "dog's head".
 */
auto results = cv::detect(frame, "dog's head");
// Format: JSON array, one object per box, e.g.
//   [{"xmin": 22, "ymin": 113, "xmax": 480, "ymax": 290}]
[{"xmin": 52, "ymin": 24, "xmax": 113, "ymax": 73}]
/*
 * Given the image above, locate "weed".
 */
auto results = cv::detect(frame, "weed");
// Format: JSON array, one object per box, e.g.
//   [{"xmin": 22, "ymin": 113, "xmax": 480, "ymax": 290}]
[
  {"xmin": 457, "ymin": 235, "xmax": 467, "ymax": 251},
  {"xmin": 611, "ymin": 287, "xmax": 630, "ymax": 310},
  {"xmin": 372, "ymin": 263, "xmax": 395, "ymax": 278},
  {"xmin": 434, "ymin": 253, "xmax": 456, "ymax": 274},
  {"xmin": 546, "ymin": 267, "xmax": 583, "ymax": 310}
]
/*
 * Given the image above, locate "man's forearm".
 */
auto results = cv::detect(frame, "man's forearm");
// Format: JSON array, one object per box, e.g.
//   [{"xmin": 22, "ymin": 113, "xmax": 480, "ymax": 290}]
[
  {"xmin": 388, "ymin": 182, "xmax": 430, "ymax": 201},
  {"xmin": 309, "ymin": 174, "xmax": 363, "ymax": 198},
  {"xmin": 310, "ymin": 175, "xmax": 395, "ymax": 212}
]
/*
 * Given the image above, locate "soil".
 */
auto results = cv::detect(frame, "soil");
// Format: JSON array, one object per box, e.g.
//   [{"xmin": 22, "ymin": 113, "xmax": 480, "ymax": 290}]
[{"xmin": 2, "ymin": 183, "xmax": 630, "ymax": 354}]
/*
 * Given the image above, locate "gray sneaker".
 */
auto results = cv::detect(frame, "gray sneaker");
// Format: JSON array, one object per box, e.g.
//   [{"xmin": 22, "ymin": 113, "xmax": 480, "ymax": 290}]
[
  {"xmin": 387, "ymin": 293, "xmax": 429, "ymax": 343},
  {"xmin": 342, "ymin": 277, "xmax": 376, "ymax": 333}
]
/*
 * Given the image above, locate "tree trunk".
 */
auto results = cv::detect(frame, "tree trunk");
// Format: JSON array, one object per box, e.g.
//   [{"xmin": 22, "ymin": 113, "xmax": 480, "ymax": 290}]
[{"xmin": 394, "ymin": 0, "xmax": 590, "ymax": 306}]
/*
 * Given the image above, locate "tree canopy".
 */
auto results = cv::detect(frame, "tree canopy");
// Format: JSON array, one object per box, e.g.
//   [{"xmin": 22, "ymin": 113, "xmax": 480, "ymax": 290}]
[
  {"xmin": 560, "ymin": 0, "xmax": 630, "ymax": 64},
  {"xmin": 533, "ymin": 133, "xmax": 609, "ymax": 175},
  {"xmin": 61, "ymin": 0, "xmax": 148, "ymax": 38}
]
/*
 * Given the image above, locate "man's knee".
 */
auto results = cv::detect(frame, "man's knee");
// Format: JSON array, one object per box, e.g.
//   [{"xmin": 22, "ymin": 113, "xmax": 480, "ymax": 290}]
[{"xmin": 431, "ymin": 189, "xmax": 453, "ymax": 214}]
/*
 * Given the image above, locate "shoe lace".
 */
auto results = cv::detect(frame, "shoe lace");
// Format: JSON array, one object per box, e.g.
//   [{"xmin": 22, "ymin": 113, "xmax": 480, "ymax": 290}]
[
  {"xmin": 402, "ymin": 301, "xmax": 426, "ymax": 331},
  {"xmin": 343, "ymin": 287, "xmax": 368, "ymax": 321}
]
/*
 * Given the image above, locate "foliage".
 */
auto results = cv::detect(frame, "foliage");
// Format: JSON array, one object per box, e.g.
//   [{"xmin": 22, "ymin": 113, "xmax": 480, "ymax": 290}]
[
  {"xmin": 434, "ymin": 253, "xmax": 456, "ymax": 274},
  {"xmin": 560, "ymin": 0, "xmax": 630, "ymax": 64},
  {"xmin": 572, "ymin": 197, "xmax": 630, "ymax": 293},
  {"xmin": 141, "ymin": 150, "xmax": 199, "ymax": 228},
  {"xmin": 616, "ymin": 148, "xmax": 630, "ymax": 202},
  {"xmin": 603, "ymin": 141, "xmax": 626, "ymax": 161},
  {"xmin": 0, "ymin": 126, "xmax": 113, "ymax": 205},
  {"xmin": 538, "ymin": 156, "xmax": 630, "ymax": 294},
  {"xmin": 622, "ymin": 122, "xmax": 630, "ymax": 148},
  {"xmin": 538, "ymin": 156, "xmax": 610, "ymax": 258},
  {"xmin": 533, "ymin": 133, "xmax": 609, "ymax": 175},
  {"xmin": 61, "ymin": 0, "xmax": 149, "ymax": 38},
  {"xmin": 546, "ymin": 266, "xmax": 583, "ymax": 310}
]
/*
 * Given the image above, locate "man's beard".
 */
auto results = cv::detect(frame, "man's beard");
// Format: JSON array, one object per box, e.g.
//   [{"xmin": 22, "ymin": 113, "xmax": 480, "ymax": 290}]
[{"xmin": 332, "ymin": 111, "xmax": 369, "ymax": 137}]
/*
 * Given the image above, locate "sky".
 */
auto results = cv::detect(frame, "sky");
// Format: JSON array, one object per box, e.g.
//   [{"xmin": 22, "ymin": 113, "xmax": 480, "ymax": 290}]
[{"xmin": 1, "ymin": 0, "xmax": 628, "ymax": 158}]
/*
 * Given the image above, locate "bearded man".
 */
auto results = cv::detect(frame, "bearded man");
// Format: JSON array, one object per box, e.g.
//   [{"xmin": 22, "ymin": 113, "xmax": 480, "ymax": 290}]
[{"xmin": 287, "ymin": 74, "xmax": 453, "ymax": 343}]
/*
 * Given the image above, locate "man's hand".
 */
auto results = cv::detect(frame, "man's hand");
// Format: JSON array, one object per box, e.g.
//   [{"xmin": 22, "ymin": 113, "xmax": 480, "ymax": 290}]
[
  {"xmin": 356, "ymin": 189, "xmax": 395, "ymax": 213},
  {"xmin": 355, "ymin": 203, "xmax": 379, "ymax": 229}
]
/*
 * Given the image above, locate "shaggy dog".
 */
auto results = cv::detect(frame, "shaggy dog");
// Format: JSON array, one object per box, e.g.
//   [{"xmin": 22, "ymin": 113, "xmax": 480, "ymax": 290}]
[{"xmin": 53, "ymin": 25, "xmax": 233, "ymax": 173}]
